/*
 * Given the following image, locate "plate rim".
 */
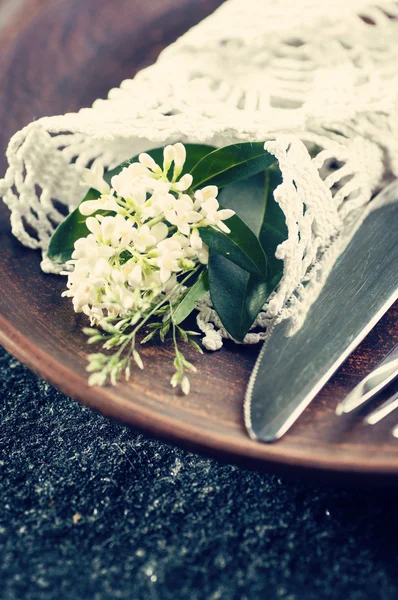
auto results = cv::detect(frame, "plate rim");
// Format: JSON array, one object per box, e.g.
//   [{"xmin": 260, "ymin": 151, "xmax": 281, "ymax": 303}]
[{"xmin": 2, "ymin": 310, "xmax": 398, "ymax": 480}]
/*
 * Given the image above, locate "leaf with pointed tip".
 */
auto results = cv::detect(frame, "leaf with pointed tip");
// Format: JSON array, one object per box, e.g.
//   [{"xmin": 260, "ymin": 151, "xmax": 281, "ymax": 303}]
[
  {"xmin": 209, "ymin": 253, "xmax": 275, "ymax": 342},
  {"xmin": 190, "ymin": 142, "xmax": 276, "ymax": 190},
  {"xmin": 207, "ymin": 170, "xmax": 286, "ymax": 341},
  {"xmin": 172, "ymin": 270, "xmax": 209, "ymax": 325},
  {"xmin": 258, "ymin": 167, "xmax": 287, "ymax": 278},
  {"xmin": 47, "ymin": 187, "xmax": 101, "ymax": 264},
  {"xmin": 199, "ymin": 213, "xmax": 268, "ymax": 277}
]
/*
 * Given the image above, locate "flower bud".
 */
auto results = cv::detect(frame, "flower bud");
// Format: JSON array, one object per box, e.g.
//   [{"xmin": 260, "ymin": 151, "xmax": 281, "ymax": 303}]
[
  {"xmin": 174, "ymin": 174, "xmax": 193, "ymax": 192},
  {"xmin": 181, "ymin": 376, "xmax": 190, "ymax": 395},
  {"xmin": 163, "ymin": 145, "xmax": 175, "ymax": 175},
  {"xmin": 172, "ymin": 143, "xmax": 186, "ymax": 178},
  {"xmin": 151, "ymin": 222, "xmax": 168, "ymax": 243},
  {"xmin": 139, "ymin": 153, "xmax": 162, "ymax": 174},
  {"xmin": 178, "ymin": 258, "xmax": 195, "ymax": 271}
]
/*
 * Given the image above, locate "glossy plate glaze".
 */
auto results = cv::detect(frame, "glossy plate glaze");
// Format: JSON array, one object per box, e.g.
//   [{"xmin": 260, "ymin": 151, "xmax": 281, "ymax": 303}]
[{"xmin": 1, "ymin": 0, "xmax": 398, "ymax": 484}]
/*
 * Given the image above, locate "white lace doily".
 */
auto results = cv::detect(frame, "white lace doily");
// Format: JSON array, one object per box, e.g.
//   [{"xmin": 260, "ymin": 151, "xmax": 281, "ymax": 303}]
[{"xmin": 1, "ymin": 0, "xmax": 398, "ymax": 349}]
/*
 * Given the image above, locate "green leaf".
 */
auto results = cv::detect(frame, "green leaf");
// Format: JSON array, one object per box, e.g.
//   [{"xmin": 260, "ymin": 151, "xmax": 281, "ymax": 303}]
[
  {"xmin": 258, "ymin": 167, "xmax": 287, "ymax": 278},
  {"xmin": 217, "ymin": 171, "xmax": 267, "ymax": 233},
  {"xmin": 209, "ymin": 253, "xmax": 275, "ymax": 342},
  {"xmin": 207, "ymin": 170, "xmax": 286, "ymax": 341},
  {"xmin": 190, "ymin": 142, "xmax": 276, "ymax": 190},
  {"xmin": 217, "ymin": 167, "xmax": 286, "ymax": 278},
  {"xmin": 181, "ymin": 144, "xmax": 217, "ymax": 173},
  {"xmin": 48, "ymin": 144, "xmax": 216, "ymax": 264},
  {"xmin": 172, "ymin": 270, "xmax": 209, "ymax": 325},
  {"xmin": 47, "ymin": 187, "xmax": 101, "ymax": 263},
  {"xmin": 199, "ymin": 213, "xmax": 268, "ymax": 277}
]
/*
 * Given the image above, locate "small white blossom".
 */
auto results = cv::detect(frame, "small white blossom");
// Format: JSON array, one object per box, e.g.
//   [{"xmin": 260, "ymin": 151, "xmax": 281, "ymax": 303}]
[
  {"xmin": 110, "ymin": 267, "xmax": 125, "ymax": 286},
  {"xmin": 151, "ymin": 222, "xmax": 168, "ymax": 243},
  {"xmin": 143, "ymin": 269, "xmax": 162, "ymax": 290},
  {"xmin": 64, "ymin": 276, "xmax": 104, "ymax": 313},
  {"xmin": 155, "ymin": 237, "xmax": 184, "ymax": 283},
  {"xmin": 177, "ymin": 233, "xmax": 196, "ymax": 259},
  {"xmin": 138, "ymin": 152, "xmax": 162, "ymax": 174},
  {"xmin": 165, "ymin": 195, "xmax": 202, "ymax": 236},
  {"xmin": 94, "ymin": 257, "xmax": 112, "ymax": 279},
  {"xmin": 189, "ymin": 228, "xmax": 203, "ymax": 251},
  {"xmin": 138, "ymin": 143, "xmax": 193, "ymax": 193},
  {"xmin": 164, "ymin": 272, "xmax": 178, "ymax": 292},
  {"xmin": 130, "ymin": 224, "xmax": 156, "ymax": 253},
  {"xmin": 82, "ymin": 163, "xmax": 110, "ymax": 194},
  {"xmin": 200, "ymin": 197, "xmax": 235, "ymax": 234},
  {"xmin": 86, "ymin": 214, "xmax": 134, "ymax": 248},
  {"xmin": 172, "ymin": 143, "xmax": 186, "ymax": 179},
  {"xmin": 181, "ymin": 376, "xmax": 190, "ymax": 395},
  {"xmin": 111, "ymin": 163, "xmax": 150, "ymax": 199},
  {"xmin": 71, "ymin": 235, "xmax": 114, "ymax": 262},
  {"xmin": 83, "ymin": 305, "xmax": 104, "ymax": 325},
  {"xmin": 103, "ymin": 283, "xmax": 136, "ymax": 314},
  {"xmin": 142, "ymin": 192, "xmax": 176, "ymax": 220},
  {"xmin": 194, "ymin": 185, "xmax": 218, "ymax": 207},
  {"xmin": 172, "ymin": 173, "xmax": 193, "ymax": 192},
  {"xmin": 127, "ymin": 264, "xmax": 143, "ymax": 288},
  {"xmin": 79, "ymin": 191, "xmax": 120, "ymax": 217},
  {"xmin": 197, "ymin": 246, "xmax": 209, "ymax": 265}
]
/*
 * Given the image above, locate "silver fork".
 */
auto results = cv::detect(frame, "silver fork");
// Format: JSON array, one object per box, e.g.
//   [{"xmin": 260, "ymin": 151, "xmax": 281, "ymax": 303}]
[
  {"xmin": 365, "ymin": 391, "xmax": 398, "ymax": 437},
  {"xmin": 335, "ymin": 343, "xmax": 398, "ymax": 434}
]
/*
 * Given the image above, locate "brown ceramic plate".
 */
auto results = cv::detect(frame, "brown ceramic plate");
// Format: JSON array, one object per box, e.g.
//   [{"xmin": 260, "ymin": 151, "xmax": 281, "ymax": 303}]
[{"xmin": 1, "ymin": 0, "xmax": 398, "ymax": 484}]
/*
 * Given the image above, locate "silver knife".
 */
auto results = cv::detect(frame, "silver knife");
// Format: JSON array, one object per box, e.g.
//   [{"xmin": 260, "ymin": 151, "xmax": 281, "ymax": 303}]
[{"xmin": 245, "ymin": 183, "xmax": 398, "ymax": 442}]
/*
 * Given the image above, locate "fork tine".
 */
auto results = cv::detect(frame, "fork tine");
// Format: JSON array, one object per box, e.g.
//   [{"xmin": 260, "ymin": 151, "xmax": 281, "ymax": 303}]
[
  {"xmin": 364, "ymin": 390, "xmax": 398, "ymax": 425},
  {"xmin": 336, "ymin": 355, "xmax": 398, "ymax": 415}
]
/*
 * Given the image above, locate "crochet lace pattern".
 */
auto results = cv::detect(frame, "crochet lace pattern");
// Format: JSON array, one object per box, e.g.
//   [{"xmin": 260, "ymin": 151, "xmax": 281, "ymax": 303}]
[{"xmin": 1, "ymin": 0, "xmax": 398, "ymax": 350}]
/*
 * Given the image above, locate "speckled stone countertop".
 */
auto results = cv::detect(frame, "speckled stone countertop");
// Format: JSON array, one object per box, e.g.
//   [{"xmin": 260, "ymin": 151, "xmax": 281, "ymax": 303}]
[{"xmin": 1, "ymin": 344, "xmax": 398, "ymax": 600}]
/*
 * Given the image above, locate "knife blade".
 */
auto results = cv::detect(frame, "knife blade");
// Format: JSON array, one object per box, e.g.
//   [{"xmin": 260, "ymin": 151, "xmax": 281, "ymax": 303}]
[{"xmin": 245, "ymin": 184, "xmax": 398, "ymax": 442}]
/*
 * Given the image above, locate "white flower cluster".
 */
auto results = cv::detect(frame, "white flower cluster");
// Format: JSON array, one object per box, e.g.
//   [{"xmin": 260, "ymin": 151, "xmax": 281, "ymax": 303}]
[{"xmin": 63, "ymin": 143, "xmax": 234, "ymax": 323}]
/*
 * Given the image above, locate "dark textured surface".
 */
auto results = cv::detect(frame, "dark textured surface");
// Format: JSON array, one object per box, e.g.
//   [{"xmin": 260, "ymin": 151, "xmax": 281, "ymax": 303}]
[{"xmin": 1, "ymin": 345, "xmax": 398, "ymax": 600}]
